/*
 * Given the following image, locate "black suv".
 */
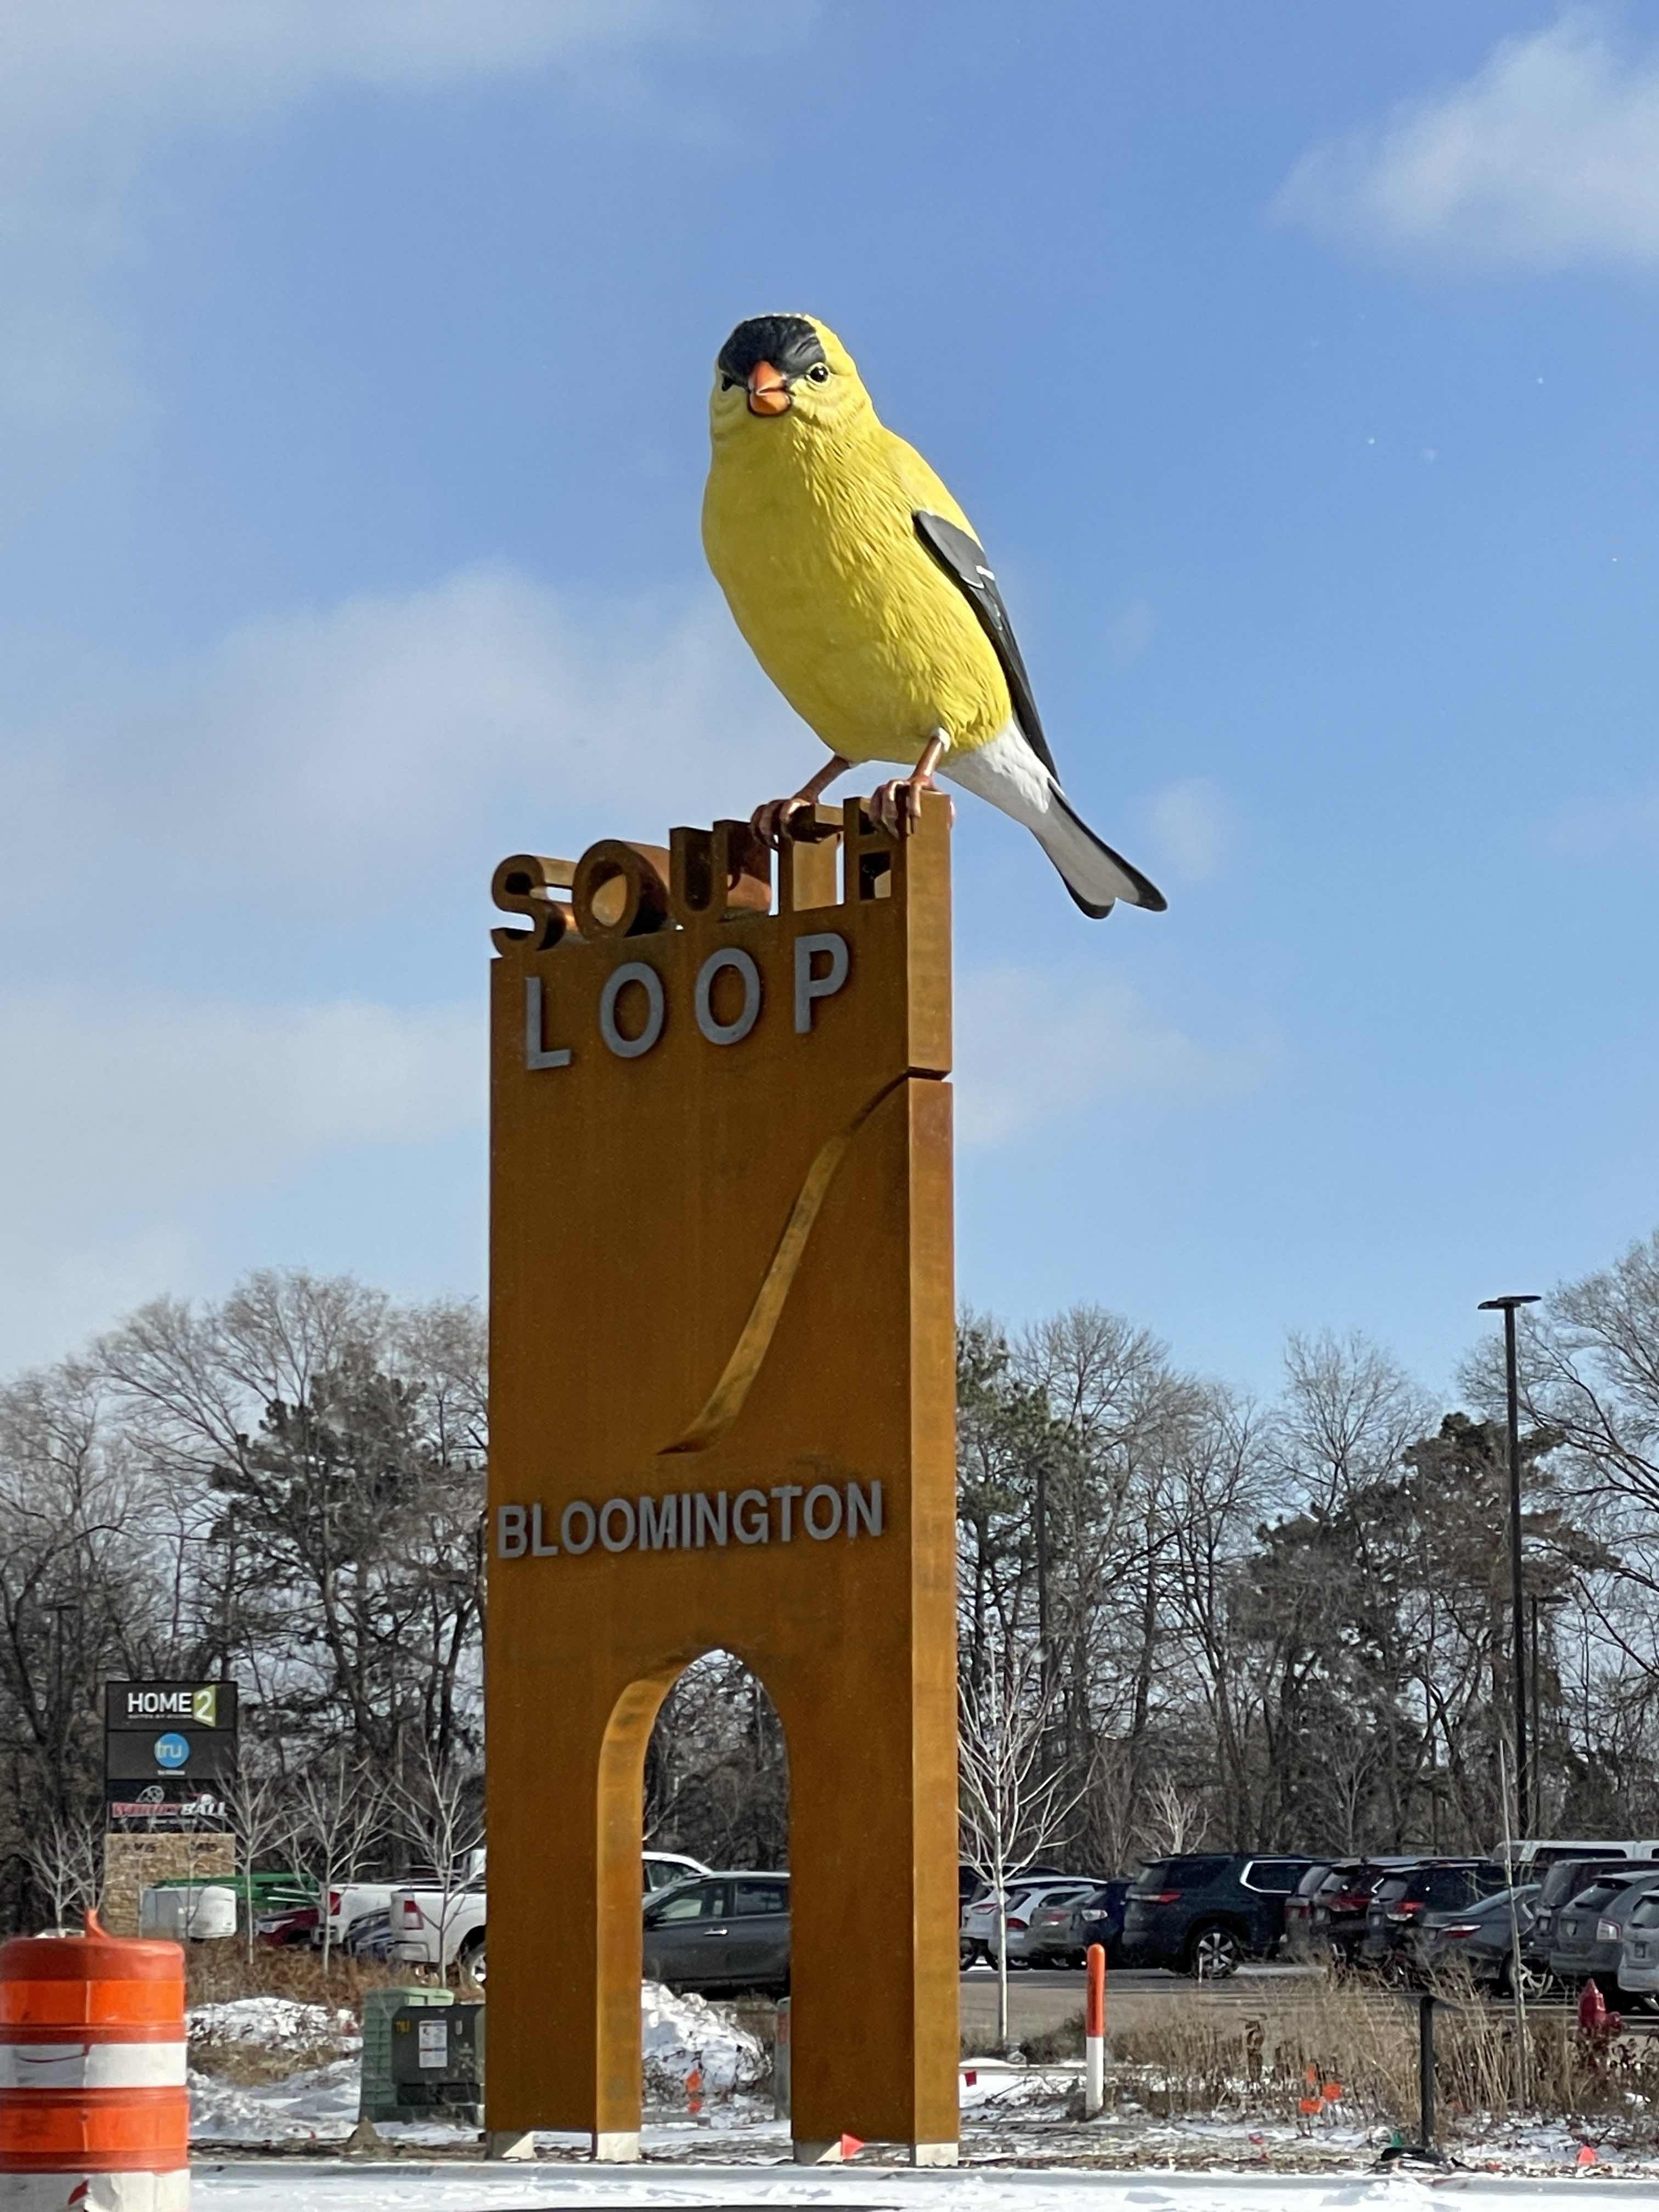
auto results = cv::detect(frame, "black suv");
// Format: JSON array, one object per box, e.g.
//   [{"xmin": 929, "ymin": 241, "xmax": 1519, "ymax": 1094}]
[
  {"xmin": 1361, "ymin": 1860, "xmax": 1508, "ymax": 1967},
  {"xmin": 1120, "ymin": 1854, "xmax": 1313, "ymax": 1978}
]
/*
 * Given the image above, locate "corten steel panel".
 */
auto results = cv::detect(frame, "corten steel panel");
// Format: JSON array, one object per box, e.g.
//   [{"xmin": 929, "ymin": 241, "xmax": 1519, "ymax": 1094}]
[{"xmin": 486, "ymin": 798, "xmax": 958, "ymax": 2152}]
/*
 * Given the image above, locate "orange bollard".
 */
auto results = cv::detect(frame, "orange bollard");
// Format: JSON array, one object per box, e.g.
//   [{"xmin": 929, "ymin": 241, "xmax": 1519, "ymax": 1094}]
[
  {"xmin": 0, "ymin": 1908, "xmax": 188, "ymax": 2212},
  {"xmin": 1084, "ymin": 1943, "xmax": 1106, "ymax": 2117}
]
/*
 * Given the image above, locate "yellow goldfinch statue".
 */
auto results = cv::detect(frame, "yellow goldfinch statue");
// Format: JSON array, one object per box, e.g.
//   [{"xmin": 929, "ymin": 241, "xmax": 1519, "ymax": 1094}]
[{"xmin": 702, "ymin": 313, "xmax": 1166, "ymax": 917}]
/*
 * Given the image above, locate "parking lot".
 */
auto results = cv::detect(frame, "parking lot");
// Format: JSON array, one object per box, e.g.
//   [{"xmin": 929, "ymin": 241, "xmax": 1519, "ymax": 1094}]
[{"xmin": 955, "ymin": 1960, "xmax": 1630, "ymax": 2045}]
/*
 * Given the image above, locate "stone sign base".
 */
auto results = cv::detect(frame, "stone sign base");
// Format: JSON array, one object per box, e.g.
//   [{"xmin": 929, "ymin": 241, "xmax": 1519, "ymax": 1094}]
[{"xmin": 102, "ymin": 1832, "xmax": 235, "ymax": 1934}]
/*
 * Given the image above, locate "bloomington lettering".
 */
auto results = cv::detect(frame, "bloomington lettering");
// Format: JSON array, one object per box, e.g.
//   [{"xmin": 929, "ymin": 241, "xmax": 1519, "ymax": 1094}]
[{"xmin": 495, "ymin": 1479, "xmax": 883, "ymax": 1560}]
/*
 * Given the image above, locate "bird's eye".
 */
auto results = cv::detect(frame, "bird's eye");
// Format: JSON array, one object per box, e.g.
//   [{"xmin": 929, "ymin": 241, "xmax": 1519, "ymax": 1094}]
[
  {"xmin": 806, "ymin": 363, "xmax": 831, "ymax": 384},
  {"xmin": 720, "ymin": 374, "xmax": 739, "ymax": 391}
]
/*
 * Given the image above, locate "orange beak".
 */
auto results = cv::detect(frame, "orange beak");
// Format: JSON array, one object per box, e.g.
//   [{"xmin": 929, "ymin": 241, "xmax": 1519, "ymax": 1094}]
[{"xmin": 746, "ymin": 360, "xmax": 791, "ymax": 416}]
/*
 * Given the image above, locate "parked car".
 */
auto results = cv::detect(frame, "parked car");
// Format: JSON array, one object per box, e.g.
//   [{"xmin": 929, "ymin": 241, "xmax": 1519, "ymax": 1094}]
[
  {"xmin": 326, "ymin": 1880, "xmax": 398, "ymax": 1953},
  {"xmin": 1526, "ymin": 1858, "xmax": 1659, "ymax": 1965},
  {"xmin": 1617, "ymin": 1887, "xmax": 1659, "ymax": 2005},
  {"xmin": 1282, "ymin": 1863, "xmax": 1336, "ymax": 1959},
  {"xmin": 1548, "ymin": 1871, "xmax": 1659, "ymax": 1999},
  {"xmin": 389, "ymin": 1849, "xmax": 708, "ymax": 1983},
  {"xmin": 641, "ymin": 1871, "xmax": 789, "ymax": 1995},
  {"xmin": 960, "ymin": 1878, "xmax": 1101, "ymax": 1968},
  {"xmin": 1502, "ymin": 1836, "xmax": 1659, "ymax": 1879},
  {"xmin": 1046, "ymin": 1880, "xmax": 1130, "ymax": 1968},
  {"xmin": 343, "ymin": 1906, "xmax": 393, "ymax": 1960},
  {"xmin": 1304, "ymin": 1859, "xmax": 1427, "ymax": 1966},
  {"xmin": 1407, "ymin": 1884, "xmax": 1542, "ymax": 1995},
  {"xmin": 994, "ymin": 1880, "xmax": 1104, "ymax": 1967},
  {"xmin": 255, "ymin": 1901, "xmax": 320, "ymax": 1948},
  {"xmin": 1361, "ymin": 1861, "xmax": 1508, "ymax": 1969},
  {"xmin": 1120, "ymin": 1855, "xmax": 1314, "ymax": 1979}
]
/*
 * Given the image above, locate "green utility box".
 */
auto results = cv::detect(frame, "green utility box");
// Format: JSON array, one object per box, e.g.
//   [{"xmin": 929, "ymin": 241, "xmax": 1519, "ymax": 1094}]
[
  {"xmin": 388, "ymin": 2001, "xmax": 483, "ymax": 2125},
  {"xmin": 360, "ymin": 1987, "xmax": 455, "ymax": 2124}
]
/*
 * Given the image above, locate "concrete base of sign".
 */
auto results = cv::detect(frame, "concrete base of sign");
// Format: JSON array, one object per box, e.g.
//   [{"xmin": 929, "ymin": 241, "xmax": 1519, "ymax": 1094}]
[
  {"xmin": 591, "ymin": 2132, "xmax": 640, "ymax": 2162},
  {"xmin": 486, "ymin": 2131, "xmax": 535, "ymax": 2160},
  {"xmin": 793, "ymin": 2141, "xmax": 843, "ymax": 2164},
  {"xmin": 912, "ymin": 2142, "xmax": 960, "ymax": 2166}
]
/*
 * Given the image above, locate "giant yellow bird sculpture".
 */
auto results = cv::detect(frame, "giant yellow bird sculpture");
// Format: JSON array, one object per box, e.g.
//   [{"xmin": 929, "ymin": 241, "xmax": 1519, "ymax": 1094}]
[{"xmin": 702, "ymin": 313, "xmax": 1166, "ymax": 918}]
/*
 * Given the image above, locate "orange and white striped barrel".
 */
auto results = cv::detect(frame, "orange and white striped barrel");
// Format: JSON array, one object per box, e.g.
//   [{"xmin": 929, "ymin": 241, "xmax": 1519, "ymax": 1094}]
[{"xmin": 0, "ymin": 1909, "xmax": 188, "ymax": 2212}]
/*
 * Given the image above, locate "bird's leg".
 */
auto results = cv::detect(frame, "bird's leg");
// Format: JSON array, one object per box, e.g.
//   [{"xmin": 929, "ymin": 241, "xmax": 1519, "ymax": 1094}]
[
  {"xmin": 751, "ymin": 754, "xmax": 851, "ymax": 851},
  {"xmin": 871, "ymin": 729, "xmax": 955, "ymax": 838}
]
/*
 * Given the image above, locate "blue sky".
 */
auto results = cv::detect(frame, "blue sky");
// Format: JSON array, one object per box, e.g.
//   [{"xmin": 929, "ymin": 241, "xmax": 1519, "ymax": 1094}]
[{"xmin": 3, "ymin": 0, "xmax": 1657, "ymax": 1404}]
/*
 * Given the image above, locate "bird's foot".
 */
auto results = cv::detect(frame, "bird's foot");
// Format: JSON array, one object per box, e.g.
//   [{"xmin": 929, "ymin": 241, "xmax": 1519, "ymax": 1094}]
[
  {"xmin": 870, "ymin": 772, "xmax": 955, "ymax": 838},
  {"xmin": 750, "ymin": 794, "xmax": 816, "ymax": 851},
  {"xmin": 751, "ymin": 754, "xmax": 853, "ymax": 851}
]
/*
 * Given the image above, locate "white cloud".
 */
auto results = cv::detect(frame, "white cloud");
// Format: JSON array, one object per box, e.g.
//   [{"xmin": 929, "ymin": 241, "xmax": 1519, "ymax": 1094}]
[
  {"xmin": 953, "ymin": 962, "xmax": 1267, "ymax": 1148},
  {"xmin": 1277, "ymin": 12, "xmax": 1659, "ymax": 269},
  {"xmin": 1144, "ymin": 775, "xmax": 1231, "ymax": 886},
  {"xmin": 0, "ymin": 989, "xmax": 482, "ymax": 1372},
  {"xmin": 0, "ymin": 561, "xmax": 789, "ymax": 1374},
  {"xmin": 0, "ymin": 563, "xmax": 783, "ymax": 933}
]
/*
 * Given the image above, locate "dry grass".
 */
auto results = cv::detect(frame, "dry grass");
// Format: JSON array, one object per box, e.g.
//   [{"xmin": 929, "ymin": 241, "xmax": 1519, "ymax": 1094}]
[
  {"xmin": 185, "ymin": 1941, "xmax": 430, "ymax": 2082},
  {"xmin": 1105, "ymin": 1972, "xmax": 1659, "ymax": 2138},
  {"xmin": 185, "ymin": 1940, "xmax": 421, "ymax": 2016}
]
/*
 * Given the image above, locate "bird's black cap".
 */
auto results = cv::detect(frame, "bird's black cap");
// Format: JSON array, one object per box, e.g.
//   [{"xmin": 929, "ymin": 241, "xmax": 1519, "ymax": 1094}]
[{"xmin": 717, "ymin": 314, "xmax": 826, "ymax": 384}]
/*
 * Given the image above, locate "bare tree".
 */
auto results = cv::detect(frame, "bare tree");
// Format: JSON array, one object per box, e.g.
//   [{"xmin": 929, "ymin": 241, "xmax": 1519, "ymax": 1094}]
[
  {"xmin": 26, "ymin": 1810, "xmax": 102, "ymax": 1930},
  {"xmin": 223, "ymin": 1760, "xmax": 295, "ymax": 1962},
  {"xmin": 1143, "ymin": 1770, "xmax": 1201, "ymax": 1857},
  {"xmin": 391, "ymin": 1735, "xmax": 483, "ymax": 1979},
  {"xmin": 293, "ymin": 1750, "xmax": 385, "ymax": 1972},
  {"xmin": 958, "ymin": 1646, "xmax": 1087, "ymax": 2048}
]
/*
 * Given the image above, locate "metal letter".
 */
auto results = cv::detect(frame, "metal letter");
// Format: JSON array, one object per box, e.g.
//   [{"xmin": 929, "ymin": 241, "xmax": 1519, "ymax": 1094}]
[
  {"xmin": 496, "ymin": 1504, "xmax": 528, "ymax": 1559},
  {"xmin": 794, "ymin": 932, "xmax": 850, "ymax": 1034},
  {"xmin": 524, "ymin": 976, "xmax": 573, "ymax": 1071},
  {"xmin": 693, "ymin": 1491, "xmax": 729, "ymax": 1547},
  {"xmin": 530, "ymin": 1504, "xmax": 560, "ymax": 1556},
  {"xmin": 560, "ymin": 1500, "xmax": 596, "ymax": 1555},
  {"xmin": 803, "ymin": 1483, "xmax": 843, "ymax": 1541},
  {"xmin": 846, "ymin": 1481, "xmax": 884, "ymax": 1538},
  {"xmin": 598, "ymin": 962, "xmax": 665, "ymax": 1059},
  {"xmin": 770, "ymin": 1483, "xmax": 803, "ymax": 1541},
  {"xmin": 599, "ymin": 1499, "xmax": 636, "ymax": 1553},
  {"xmin": 637, "ymin": 1496, "xmax": 678, "ymax": 1550},
  {"xmin": 693, "ymin": 948, "xmax": 762, "ymax": 1046},
  {"xmin": 732, "ymin": 1489, "xmax": 770, "ymax": 1544}
]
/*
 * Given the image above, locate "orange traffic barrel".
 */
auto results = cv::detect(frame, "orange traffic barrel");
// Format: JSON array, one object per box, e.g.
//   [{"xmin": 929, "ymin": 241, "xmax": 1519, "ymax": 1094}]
[{"xmin": 0, "ymin": 1908, "xmax": 188, "ymax": 2212}]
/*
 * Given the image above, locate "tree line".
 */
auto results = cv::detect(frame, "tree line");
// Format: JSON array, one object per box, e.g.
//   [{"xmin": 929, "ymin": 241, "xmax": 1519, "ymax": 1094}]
[{"xmin": 2, "ymin": 1234, "xmax": 1657, "ymax": 1925}]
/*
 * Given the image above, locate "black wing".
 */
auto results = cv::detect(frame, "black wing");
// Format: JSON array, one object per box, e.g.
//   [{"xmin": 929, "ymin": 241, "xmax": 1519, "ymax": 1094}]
[{"xmin": 913, "ymin": 510, "xmax": 1060, "ymax": 783}]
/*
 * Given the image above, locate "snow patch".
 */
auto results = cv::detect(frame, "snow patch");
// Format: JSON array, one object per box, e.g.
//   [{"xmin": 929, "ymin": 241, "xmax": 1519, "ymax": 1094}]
[
  {"xmin": 189, "ymin": 1997, "xmax": 357, "ymax": 2050},
  {"xmin": 641, "ymin": 1982, "xmax": 766, "ymax": 2097}
]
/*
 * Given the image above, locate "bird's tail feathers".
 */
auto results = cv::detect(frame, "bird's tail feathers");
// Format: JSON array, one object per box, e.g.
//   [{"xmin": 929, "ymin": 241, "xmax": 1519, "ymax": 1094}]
[
  {"xmin": 1034, "ymin": 789, "xmax": 1167, "ymax": 917},
  {"xmin": 939, "ymin": 723, "xmax": 1167, "ymax": 918}
]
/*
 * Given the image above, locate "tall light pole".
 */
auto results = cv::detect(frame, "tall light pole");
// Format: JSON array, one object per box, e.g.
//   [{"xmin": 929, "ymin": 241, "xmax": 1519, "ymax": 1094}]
[{"xmin": 1480, "ymin": 1293, "xmax": 1540, "ymax": 1838}]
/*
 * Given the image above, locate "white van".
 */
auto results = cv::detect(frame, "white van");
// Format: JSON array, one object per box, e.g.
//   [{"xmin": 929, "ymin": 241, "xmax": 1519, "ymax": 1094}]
[{"xmin": 1502, "ymin": 1836, "xmax": 1659, "ymax": 1875}]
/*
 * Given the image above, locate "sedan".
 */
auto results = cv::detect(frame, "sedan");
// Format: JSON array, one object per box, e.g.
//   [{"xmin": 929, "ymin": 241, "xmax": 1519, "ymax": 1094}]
[
  {"xmin": 998, "ymin": 1880, "xmax": 1106, "ymax": 1967},
  {"xmin": 961, "ymin": 1878, "xmax": 1100, "ymax": 1968},
  {"xmin": 641, "ymin": 1871, "xmax": 789, "ymax": 1996},
  {"xmin": 1408, "ymin": 1884, "xmax": 1544, "ymax": 1995}
]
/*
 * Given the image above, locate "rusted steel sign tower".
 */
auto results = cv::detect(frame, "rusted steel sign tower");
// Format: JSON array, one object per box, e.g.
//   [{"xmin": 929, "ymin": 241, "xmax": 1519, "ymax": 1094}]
[{"xmin": 486, "ymin": 797, "xmax": 959, "ymax": 2164}]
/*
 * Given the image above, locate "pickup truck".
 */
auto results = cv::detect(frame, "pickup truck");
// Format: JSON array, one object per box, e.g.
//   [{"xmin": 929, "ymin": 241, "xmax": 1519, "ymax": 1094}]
[{"xmin": 389, "ymin": 1850, "xmax": 708, "ymax": 1983}]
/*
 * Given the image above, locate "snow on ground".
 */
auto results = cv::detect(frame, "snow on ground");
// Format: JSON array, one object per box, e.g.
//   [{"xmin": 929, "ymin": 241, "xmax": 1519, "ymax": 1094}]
[
  {"xmin": 189, "ymin": 2157, "xmax": 1659, "ymax": 2209},
  {"xmin": 191, "ymin": 1999, "xmax": 358, "ymax": 2050},
  {"xmin": 191, "ymin": 1983, "xmax": 761, "ymax": 2148},
  {"xmin": 185, "ymin": 1984, "xmax": 1659, "ymax": 2189},
  {"xmin": 642, "ymin": 1982, "xmax": 766, "ymax": 2094}
]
